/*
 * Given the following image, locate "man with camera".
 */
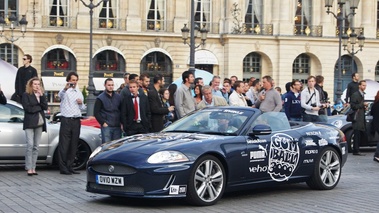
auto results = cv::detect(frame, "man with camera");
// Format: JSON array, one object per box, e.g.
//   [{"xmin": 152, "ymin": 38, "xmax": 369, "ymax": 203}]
[
  {"xmin": 301, "ymin": 76, "xmax": 327, "ymax": 122},
  {"xmin": 57, "ymin": 72, "xmax": 86, "ymax": 175}
]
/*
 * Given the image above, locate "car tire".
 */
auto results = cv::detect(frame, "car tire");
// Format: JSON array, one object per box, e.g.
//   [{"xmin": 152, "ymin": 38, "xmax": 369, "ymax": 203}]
[
  {"xmin": 306, "ymin": 147, "xmax": 341, "ymax": 190},
  {"xmin": 72, "ymin": 140, "xmax": 92, "ymax": 170},
  {"xmin": 345, "ymin": 129, "xmax": 354, "ymax": 153},
  {"xmin": 186, "ymin": 155, "xmax": 226, "ymax": 206}
]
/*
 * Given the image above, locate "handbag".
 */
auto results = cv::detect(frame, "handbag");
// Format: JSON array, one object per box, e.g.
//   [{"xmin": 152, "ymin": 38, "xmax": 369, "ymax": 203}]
[{"xmin": 37, "ymin": 112, "xmax": 44, "ymax": 126}]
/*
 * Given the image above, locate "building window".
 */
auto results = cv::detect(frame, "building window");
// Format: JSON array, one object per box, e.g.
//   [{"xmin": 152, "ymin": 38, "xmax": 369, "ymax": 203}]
[
  {"xmin": 293, "ymin": 53, "xmax": 310, "ymax": 84},
  {"xmin": 43, "ymin": 49, "xmax": 74, "ymax": 71},
  {"xmin": 194, "ymin": 0, "xmax": 211, "ymax": 29},
  {"xmin": 49, "ymin": 0, "xmax": 68, "ymax": 27},
  {"xmin": 244, "ymin": 0, "xmax": 263, "ymax": 34},
  {"xmin": 99, "ymin": 0, "xmax": 117, "ymax": 29},
  {"xmin": 294, "ymin": 0, "xmax": 312, "ymax": 36},
  {"xmin": 140, "ymin": 51, "xmax": 172, "ymax": 86},
  {"xmin": 94, "ymin": 50, "xmax": 123, "ymax": 72},
  {"xmin": 0, "ymin": 0, "xmax": 17, "ymax": 20},
  {"xmin": 243, "ymin": 52, "xmax": 261, "ymax": 80},
  {"xmin": 146, "ymin": 0, "xmax": 166, "ymax": 31},
  {"xmin": 0, "ymin": 43, "xmax": 18, "ymax": 67}
]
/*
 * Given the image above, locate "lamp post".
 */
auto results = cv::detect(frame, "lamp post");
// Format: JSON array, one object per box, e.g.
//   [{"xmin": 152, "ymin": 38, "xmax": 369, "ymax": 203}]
[
  {"xmin": 76, "ymin": 0, "xmax": 108, "ymax": 116},
  {"xmin": 341, "ymin": 30, "xmax": 365, "ymax": 73},
  {"xmin": 181, "ymin": 0, "xmax": 208, "ymax": 73},
  {"xmin": 0, "ymin": 14, "xmax": 28, "ymax": 66},
  {"xmin": 325, "ymin": 0, "xmax": 360, "ymax": 103}
]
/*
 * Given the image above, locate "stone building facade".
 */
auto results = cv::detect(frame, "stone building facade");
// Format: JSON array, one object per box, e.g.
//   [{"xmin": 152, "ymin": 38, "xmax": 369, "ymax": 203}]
[{"xmin": 1, "ymin": 0, "xmax": 379, "ymax": 107}]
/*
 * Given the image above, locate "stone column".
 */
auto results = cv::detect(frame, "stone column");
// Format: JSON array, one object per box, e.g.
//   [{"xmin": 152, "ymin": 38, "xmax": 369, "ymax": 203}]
[{"xmin": 126, "ymin": 0, "xmax": 141, "ymax": 32}]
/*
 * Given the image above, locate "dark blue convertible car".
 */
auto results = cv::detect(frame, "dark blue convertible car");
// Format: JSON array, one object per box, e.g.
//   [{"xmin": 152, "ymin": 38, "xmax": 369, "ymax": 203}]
[{"xmin": 86, "ymin": 107, "xmax": 348, "ymax": 206}]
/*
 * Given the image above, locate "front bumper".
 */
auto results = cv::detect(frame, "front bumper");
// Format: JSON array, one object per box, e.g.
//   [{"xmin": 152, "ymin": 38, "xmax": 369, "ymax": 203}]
[{"xmin": 86, "ymin": 162, "xmax": 193, "ymax": 198}]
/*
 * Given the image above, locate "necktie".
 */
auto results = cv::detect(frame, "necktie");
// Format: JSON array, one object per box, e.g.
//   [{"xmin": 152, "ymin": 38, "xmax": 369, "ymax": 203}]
[{"xmin": 134, "ymin": 96, "xmax": 139, "ymax": 121}]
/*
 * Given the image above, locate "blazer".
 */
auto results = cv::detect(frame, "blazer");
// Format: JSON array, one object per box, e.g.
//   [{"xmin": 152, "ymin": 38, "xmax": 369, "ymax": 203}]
[
  {"xmin": 148, "ymin": 87, "xmax": 169, "ymax": 132},
  {"xmin": 21, "ymin": 92, "xmax": 48, "ymax": 132},
  {"xmin": 350, "ymin": 90, "xmax": 365, "ymax": 131},
  {"xmin": 197, "ymin": 96, "xmax": 228, "ymax": 110},
  {"xmin": 121, "ymin": 93, "xmax": 151, "ymax": 132}
]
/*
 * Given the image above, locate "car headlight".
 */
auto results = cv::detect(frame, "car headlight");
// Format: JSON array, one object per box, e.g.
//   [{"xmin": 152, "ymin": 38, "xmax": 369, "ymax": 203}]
[
  {"xmin": 147, "ymin": 151, "xmax": 189, "ymax": 164},
  {"xmin": 89, "ymin": 146, "xmax": 102, "ymax": 159}
]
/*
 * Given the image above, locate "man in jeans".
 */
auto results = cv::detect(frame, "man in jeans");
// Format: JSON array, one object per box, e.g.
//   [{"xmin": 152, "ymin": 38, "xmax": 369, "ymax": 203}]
[{"xmin": 94, "ymin": 78, "xmax": 122, "ymax": 143}]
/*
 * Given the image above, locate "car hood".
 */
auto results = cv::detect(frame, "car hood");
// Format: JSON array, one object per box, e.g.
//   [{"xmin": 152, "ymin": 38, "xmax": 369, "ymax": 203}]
[{"xmin": 91, "ymin": 132, "xmax": 229, "ymax": 164}]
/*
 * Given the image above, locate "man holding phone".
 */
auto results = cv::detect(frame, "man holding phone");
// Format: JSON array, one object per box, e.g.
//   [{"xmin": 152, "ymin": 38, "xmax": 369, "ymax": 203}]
[{"xmin": 57, "ymin": 72, "xmax": 86, "ymax": 175}]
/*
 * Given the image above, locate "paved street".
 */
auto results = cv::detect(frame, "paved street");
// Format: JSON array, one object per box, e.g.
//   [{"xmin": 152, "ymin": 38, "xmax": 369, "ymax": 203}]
[{"xmin": 0, "ymin": 150, "xmax": 378, "ymax": 213}]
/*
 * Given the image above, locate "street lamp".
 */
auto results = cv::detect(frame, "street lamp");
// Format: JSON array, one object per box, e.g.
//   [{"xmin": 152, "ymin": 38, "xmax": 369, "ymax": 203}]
[
  {"xmin": 325, "ymin": 0, "xmax": 360, "ymax": 103},
  {"xmin": 76, "ymin": 0, "xmax": 109, "ymax": 116},
  {"xmin": 0, "ymin": 14, "xmax": 28, "ymax": 66},
  {"xmin": 181, "ymin": 0, "xmax": 208, "ymax": 73},
  {"xmin": 341, "ymin": 29, "xmax": 365, "ymax": 73}
]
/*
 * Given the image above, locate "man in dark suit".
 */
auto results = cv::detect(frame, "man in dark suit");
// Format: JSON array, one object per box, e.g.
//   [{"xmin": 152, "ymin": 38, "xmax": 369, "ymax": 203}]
[
  {"xmin": 148, "ymin": 75, "xmax": 175, "ymax": 132},
  {"xmin": 350, "ymin": 80, "xmax": 368, "ymax": 156},
  {"xmin": 14, "ymin": 54, "xmax": 38, "ymax": 103},
  {"xmin": 121, "ymin": 80, "xmax": 151, "ymax": 135}
]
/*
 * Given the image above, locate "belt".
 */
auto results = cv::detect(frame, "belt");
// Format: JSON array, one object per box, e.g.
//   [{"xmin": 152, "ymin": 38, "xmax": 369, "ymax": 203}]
[{"xmin": 64, "ymin": 117, "xmax": 82, "ymax": 120}]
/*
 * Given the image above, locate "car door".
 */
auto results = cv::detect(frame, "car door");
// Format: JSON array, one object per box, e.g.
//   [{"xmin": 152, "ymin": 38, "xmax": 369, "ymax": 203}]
[
  {"xmin": 0, "ymin": 103, "xmax": 27, "ymax": 159},
  {"xmin": 246, "ymin": 112, "xmax": 301, "ymax": 182},
  {"xmin": 365, "ymin": 103, "xmax": 379, "ymax": 144},
  {"xmin": 0, "ymin": 103, "xmax": 49, "ymax": 161}
]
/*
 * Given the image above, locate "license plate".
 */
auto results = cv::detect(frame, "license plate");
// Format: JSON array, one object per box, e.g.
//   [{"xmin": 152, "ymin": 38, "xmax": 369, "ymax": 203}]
[{"xmin": 96, "ymin": 175, "xmax": 124, "ymax": 186}]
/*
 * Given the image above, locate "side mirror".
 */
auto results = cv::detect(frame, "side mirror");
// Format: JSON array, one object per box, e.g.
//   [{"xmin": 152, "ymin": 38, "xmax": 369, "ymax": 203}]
[{"xmin": 248, "ymin": 124, "xmax": 272, "ymax": 137}]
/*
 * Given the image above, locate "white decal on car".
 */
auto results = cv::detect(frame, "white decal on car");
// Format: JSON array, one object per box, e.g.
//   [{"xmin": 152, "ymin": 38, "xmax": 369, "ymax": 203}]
[
  {"xmin": 318, "ymin": 138, "xmax": 328, "ymax": 146},
  {"xmin": 250, "ymin": 144, "xmax": 268, "ymax": 162},
  {"xmin": 305, "ymin": 150, "xmax": 318, "ymax": 154},
  {"xmin": 268, "ymin": 133, "xmax": 300, "ymax": 182},
  {"xmin": 169, "ymin": 185, "xmax": 187, "ymax": 195},
  {"xmin": 304, "ymin": 139, "xmax": 317, "ymax": 146}
]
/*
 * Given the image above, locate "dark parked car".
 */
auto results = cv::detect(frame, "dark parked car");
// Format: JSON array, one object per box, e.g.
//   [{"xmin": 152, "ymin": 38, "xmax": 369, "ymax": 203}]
[
  {"xmin": 328, "ymin": 101, "xmax": 378, "ymax": 152},
  {"xmin": 86, "ymin": 107, "xmax": 347, "ymax": 206}
]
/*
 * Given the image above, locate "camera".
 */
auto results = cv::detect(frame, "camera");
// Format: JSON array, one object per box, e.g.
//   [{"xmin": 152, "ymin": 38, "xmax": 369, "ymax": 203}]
[
  {"xmin": 69, "ymin": 83, "xmax": 75, "ymax": 87},
  {"xmin": 311, "ymin": 103, "xmax": 317, "ymax": 107}
]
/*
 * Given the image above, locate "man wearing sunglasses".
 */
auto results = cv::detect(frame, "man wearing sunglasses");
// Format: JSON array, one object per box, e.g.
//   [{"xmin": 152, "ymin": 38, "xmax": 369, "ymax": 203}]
[{"xmin": 14, "ymin": 54, "xmax": 38, "ymax": 103}]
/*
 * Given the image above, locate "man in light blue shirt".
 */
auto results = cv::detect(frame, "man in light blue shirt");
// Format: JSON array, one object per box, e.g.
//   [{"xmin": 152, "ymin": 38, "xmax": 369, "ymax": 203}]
[{"xmin": 58, "ymin": 72, "xmax": 86, "ymax": 175}]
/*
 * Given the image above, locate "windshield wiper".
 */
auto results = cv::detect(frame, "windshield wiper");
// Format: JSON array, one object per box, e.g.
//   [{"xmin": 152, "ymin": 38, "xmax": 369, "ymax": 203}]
[{"xmin": 198, "ymin": 131, "xmax": 236, "ymax": 136}]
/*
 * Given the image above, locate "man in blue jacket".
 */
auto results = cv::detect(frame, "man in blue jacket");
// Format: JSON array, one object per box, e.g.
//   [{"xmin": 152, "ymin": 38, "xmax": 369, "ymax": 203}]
[
  {"xmin": 94, "ymin": 78, "xmax": 122, "ymax": 143},
  {"xmin": 284, "ymin": 80, "xmax": 302, "ymax": 121}
]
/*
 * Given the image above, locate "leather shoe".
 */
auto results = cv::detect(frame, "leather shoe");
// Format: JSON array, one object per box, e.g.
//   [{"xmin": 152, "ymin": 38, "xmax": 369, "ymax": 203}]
[
  {"xmin": 353, "ymin": 152, "xmax": 366, "ymax": 156},
  {"xmin": 70, "ymin": 170, "xmax": 80, "ymax": 174},
  {"xmin": 373, "ymin": 157, "xmax": 379, "ymax": 162},
  {"xmin": 60, "ymin": 171, "xmax": 72, "ymax": 175}
]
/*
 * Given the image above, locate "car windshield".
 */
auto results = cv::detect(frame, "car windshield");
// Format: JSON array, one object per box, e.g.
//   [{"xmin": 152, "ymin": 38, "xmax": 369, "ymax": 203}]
[{"xmin": 163, "ymin": 108, "xmax": 253, "ymax": 135}]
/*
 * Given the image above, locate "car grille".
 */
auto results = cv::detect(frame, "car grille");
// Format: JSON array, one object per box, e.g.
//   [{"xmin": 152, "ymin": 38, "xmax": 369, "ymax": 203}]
[
  {"xmin": 91, "ymin": 164, "xmax": 137, "ymax": 175},
  {"xmin": 88, "ymin": 182, "xmax": 144, "ymax": 195}
]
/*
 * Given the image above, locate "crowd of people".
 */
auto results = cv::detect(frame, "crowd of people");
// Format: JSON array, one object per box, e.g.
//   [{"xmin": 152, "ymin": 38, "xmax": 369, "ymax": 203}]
[{"xmin": 3, "ymin": 56, "xmax": 379, "ymax": 176}]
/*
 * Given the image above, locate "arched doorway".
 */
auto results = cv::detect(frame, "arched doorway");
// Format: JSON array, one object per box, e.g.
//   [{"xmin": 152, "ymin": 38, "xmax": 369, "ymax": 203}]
[
  {"xmin": 334, "ymin": 55, "xmax": 356, "ymax": 101},
  {"xmin": 140, "ymin": 51, "xmax": 173, "ymax": 87},
  {"xmin": 242, "ymin": 52, "xmax": 262, "ymax": 81},
  {"xmin": 292, "ymin": 53, "xmax": 311, "ymax": 85}
]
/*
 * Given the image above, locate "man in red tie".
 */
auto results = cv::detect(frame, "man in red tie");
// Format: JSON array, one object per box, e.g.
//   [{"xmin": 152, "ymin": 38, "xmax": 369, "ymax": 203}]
[{"xmin": 121, "ymin": 80, "xmax": 151, "ymax": 136}]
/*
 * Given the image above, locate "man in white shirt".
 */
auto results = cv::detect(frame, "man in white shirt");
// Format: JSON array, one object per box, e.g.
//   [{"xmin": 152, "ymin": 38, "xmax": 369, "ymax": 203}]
[
  {"xmin": 229, "ymin": 81, "xmax": 248, "ymax": 107},
  {"xmin": 58, "ymin": 72, "xmax": 86, "ymax": 175}
]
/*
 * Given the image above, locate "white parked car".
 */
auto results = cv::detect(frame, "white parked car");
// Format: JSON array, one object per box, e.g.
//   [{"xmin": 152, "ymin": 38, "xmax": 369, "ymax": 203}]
[{"xmin": 0, "ymin": 100, "xmax": 102, "ymax": 169}]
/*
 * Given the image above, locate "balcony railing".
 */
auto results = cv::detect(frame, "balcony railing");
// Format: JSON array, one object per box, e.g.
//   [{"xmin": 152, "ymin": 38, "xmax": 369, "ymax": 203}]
[
  {"xmin": 42, "ymin": 16, "xmax": 77, "ymax": 29},
  {"xmin": 336, "ymin": 27, "xmax": 364, "ymax": 36},
  {"xmin": 294, "ymin": 25, "xmax": 322, "ymax": 37},
  {"xmin": 141, "ymin": 20, "xmax": 174, "ymax": 32},
  {"xmin": 232, "ymin": 23, "xmax": 273, "ymax": 35}
]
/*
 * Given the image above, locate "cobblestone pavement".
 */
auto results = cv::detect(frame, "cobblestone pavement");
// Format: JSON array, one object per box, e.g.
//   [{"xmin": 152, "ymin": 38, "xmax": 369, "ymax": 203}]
[{"xmin": 0, "ymin": 150, "xmax": 378, "ymax": 213}]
